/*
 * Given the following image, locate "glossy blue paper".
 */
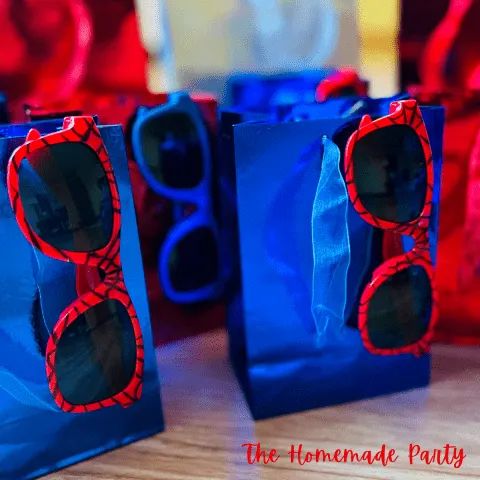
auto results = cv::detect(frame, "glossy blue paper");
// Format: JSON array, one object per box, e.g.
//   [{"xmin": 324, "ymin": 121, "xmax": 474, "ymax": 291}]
[
  {"xmin": 226, "ymin": 70, "xmax": 334, "ymax": 112},
  {"xmin": 0, "ymin": 122, "xmax": 163, "ymax": 479},
  {"xmin": 228, "ymin": 105, "xmax": 443, "ymax": 420}
]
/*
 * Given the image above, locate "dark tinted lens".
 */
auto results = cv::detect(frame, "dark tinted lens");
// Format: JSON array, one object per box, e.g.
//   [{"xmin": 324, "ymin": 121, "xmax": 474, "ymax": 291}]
[
  {"xmin": 18, "ymin": 143, "xmax": 113, "ymax": 252},
  {"xmin": 55, "ymin": 299, "xmax": 136, "ymax": 405},
  {"xmin": 140, "ymin": 112, "xmax": 204, "ymax": 188},
  {"xmin": 352, "ymin": 124, "xmax": 427, "ymax": 223},
  {"xmin": 367, "ymin": 265, "xmax": 432, "ymax": 349},
  {"xmin": 332, "ymin": 86, "xmax": 358, "ymax": 98},
  {"xmin": 168, "ymin": 227, "xmax": 218, "ymax": 292}
]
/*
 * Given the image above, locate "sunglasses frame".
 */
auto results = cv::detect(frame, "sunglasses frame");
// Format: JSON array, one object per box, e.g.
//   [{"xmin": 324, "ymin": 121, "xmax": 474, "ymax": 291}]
[
  {"xmin": 131, "ymin": 92, "xmax": 221, "ymax": 304},
  {"xmin": 344, "ymin": 99, "xmax": 438, "ymax": 356},
  {"xmin": 315, "ymin": 68, "xmax": 368, "ymax": 102},
  {"xmin": 7, "ymin": 116, "xmax": 144, "ymax": 412}
]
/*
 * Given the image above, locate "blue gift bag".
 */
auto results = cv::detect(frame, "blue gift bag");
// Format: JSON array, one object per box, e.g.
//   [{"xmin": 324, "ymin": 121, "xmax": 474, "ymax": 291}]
[
  {"xmin": 226, "ymin": 104, "xmax": 444, "ymax": 420},
  {"xmin": 0, "ymin": 121, "xmax": 163, "ymax": 479},
  {"xmin": 226, "ymin": 70, "xmax": 334, "ymax": 112}
]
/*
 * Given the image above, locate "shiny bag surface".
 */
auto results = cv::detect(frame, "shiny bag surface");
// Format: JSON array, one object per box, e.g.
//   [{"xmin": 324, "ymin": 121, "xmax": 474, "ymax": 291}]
[
  {"xmin": 227, "ymin": 104, "xmax": 443, "ymax": 419},
  {"xmin": 0, "ymin": 121, "xmax": 163, "ymax": 479}
]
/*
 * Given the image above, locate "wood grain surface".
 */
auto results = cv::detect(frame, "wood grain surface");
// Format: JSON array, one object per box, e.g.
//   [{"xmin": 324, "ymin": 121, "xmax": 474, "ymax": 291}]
[{"xmin": 47, "ymin": 329, "xmax": 480, "ymax": 480}]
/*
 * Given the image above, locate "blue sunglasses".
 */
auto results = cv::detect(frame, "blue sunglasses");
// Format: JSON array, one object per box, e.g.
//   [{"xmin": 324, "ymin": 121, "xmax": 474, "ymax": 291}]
[{"xmin": 131, "ymin": 92, "xmax": 221, "ymax": 304}]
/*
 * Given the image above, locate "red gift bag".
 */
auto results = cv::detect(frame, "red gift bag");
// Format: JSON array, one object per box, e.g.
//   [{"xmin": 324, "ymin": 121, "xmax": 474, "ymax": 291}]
[
  {"xmin": 402, "ymin": 0, "xmax": 480, "ymax": 343},
  {"xmin": 0, "ymin": 0, "xmax": 148, "ymax": 119},
  {"xmin": 411, "ymin": 90, "xmax": 480, "ymax": 343}
]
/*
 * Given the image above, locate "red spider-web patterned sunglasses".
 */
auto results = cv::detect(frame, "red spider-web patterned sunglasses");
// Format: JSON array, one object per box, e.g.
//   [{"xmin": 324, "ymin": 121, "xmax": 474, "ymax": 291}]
[
  {"xmin": 344, "ymin": 99, "xmax": 438, "ymax": 356},
  {"xmin": 7, "ymin": 116, "xmax": 143, "ymax": 412}
]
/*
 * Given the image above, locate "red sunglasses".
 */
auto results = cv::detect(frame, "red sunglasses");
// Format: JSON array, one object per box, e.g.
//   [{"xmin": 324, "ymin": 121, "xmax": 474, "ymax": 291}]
[
  {"xmin": 7, "ymin": 116, "xmax": 143, "ymax": 412},
  {"xmin": 315, "ymin": 68, "xmax": 368, "ymax": 102},
  {"xmin": 344, "ymin": 99, "xmax": 438, "ymax": 356}
]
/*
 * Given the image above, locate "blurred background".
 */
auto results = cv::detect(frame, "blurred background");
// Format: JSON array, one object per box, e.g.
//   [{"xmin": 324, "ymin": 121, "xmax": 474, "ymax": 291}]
[
  {"xmin": 0, "ymin": 0, "xmax": 401, "ymax": 110},
  {"xmin": 139, "ymin": 0, "xmax": 399, "ymax": 97},
  {"xmin": 2, "ymin": 0, "xmax": 477, "ymax": 108}
]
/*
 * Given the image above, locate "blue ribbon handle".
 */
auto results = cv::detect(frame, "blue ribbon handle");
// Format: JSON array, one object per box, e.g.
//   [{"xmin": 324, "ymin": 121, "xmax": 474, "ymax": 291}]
[{"xmin": 311, "ymin": 136, "xmax": 350, "ymax": 336}]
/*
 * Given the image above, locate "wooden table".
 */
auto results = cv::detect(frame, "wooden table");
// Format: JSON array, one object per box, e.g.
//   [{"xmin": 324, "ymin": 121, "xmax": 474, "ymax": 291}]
[{"xmin": 50, "ymin": 330, "xmax": 480, "ymax": 479}]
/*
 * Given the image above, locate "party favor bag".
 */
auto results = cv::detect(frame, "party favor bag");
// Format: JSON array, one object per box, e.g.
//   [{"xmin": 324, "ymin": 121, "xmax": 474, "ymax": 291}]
[
  {"xmin": 0, "ymin": 120, "xmax": 163, "ymax": 479},
  {"xmin": 227, "ymin": 104, "xmax": 443, "ymax": 419}
]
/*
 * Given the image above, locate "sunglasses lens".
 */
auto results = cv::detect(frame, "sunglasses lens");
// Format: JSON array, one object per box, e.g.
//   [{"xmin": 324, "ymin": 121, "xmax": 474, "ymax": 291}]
[
  {"xmin": 367, "ymin": 265, "xmax": 432, "ymax": 349},
  {"xmin": 55, "ymin": 299, "xmax": 136, "ymax": 405},
  {"xmin": 352, "ymin": 124, "xmax": 427, "ymax": 223},
  {"xmin": 18, "ymin": 143, "xmax": 113, "ymax": 252},
  {"xmin": 168, "ymin": 226, "xmax": 218, "ymax": 292},
  {"xmin": 333, "ymin": 86, "xmax": 359, "ymax": 98},
  {"xmin": 140, "ymin": 112, "xmax": 204, "ymax": 188}
]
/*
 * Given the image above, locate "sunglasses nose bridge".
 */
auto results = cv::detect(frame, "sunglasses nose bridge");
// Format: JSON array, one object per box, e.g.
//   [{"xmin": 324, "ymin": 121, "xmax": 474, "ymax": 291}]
[
  {"xmin": 76, "ymin": 264, "xmax": 103, "ymax": 296},
  {"xmin": 409, "ymin": 223, "xmax": 430, "ymax": 247}
]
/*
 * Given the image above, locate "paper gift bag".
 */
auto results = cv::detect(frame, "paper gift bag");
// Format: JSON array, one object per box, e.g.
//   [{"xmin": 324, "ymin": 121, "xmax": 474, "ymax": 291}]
[
  {"xmin": 225, "ymin": 103, "xmax": 443, "ymax": 419},
  {"xmin": 0, "ymin": 119, "xmax": 163, "ymax": 479}
]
